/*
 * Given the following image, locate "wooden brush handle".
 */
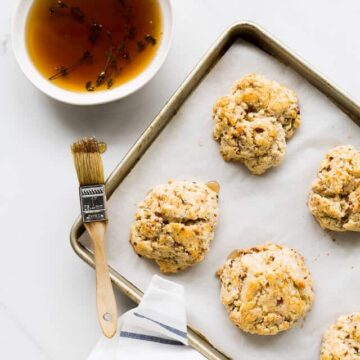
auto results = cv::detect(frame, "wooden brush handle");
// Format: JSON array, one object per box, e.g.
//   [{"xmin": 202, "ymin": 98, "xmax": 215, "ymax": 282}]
[{"xmin": 84, "ymin": 221, "xmax": 118, "ymax": 338}]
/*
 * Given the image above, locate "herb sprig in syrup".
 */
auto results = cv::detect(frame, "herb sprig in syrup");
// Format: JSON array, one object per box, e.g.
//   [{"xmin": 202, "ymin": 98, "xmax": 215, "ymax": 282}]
[{"xmin": 47, "ymin": 0, "xmax": 158, "ymax": 92}]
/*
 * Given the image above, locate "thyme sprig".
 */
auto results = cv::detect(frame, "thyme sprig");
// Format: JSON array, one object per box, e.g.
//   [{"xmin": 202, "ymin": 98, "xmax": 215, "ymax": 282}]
[
  {"xmin": 94, "ymin": 45, "xmax": 124, "ymax": 90},
  {"xmin": 89, "ymin": 21, "xmax": 103, "ymax": 43},
  {"xmin": 95, "ymin": 47, "xmax": 114, "ymax": 87},
  {"xmin": 49, "ymin": 50, "xmax": 93, "ymax": 80}
]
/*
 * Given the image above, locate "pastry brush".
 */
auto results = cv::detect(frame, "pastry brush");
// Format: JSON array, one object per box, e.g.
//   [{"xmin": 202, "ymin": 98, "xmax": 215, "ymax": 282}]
[{"xmin": 71, "ymin": 137, "xmax": 117, "ymax": 338}]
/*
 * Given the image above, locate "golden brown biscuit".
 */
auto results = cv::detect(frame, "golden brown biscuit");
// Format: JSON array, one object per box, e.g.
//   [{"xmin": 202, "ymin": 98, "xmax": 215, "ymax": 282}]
[
  {"xmin": 308, "ymin": 145, "xmax": 360, "ymax": 231},
  {"xmin": 130, "ymin": 180, "xmax": 219, "ymax": 273},
  {"xmin": 213, "ymin": 74, "xmax": 300, "ymax": 175},
  {"xmin": 216, "ymin": 243, "xmax": 314, "ymax": 335}
]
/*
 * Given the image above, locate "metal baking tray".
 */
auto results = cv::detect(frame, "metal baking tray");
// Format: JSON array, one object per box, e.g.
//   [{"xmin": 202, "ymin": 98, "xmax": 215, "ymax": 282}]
[{"xmin": 70, "ymin": 21, "xmax": 360, "ymax": 360}]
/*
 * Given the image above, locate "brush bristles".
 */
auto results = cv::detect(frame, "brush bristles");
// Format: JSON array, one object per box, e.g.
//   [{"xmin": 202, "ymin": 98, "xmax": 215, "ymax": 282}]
[{"xmin": 71, "ymin": 137, "xmax": 105, "ymax": 186}]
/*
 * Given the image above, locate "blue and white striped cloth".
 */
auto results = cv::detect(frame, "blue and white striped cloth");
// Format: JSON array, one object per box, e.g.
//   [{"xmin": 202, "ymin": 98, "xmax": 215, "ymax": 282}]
[{"xmin": 88, "ymin": 275, "xmax": 205, "ymax": 360}]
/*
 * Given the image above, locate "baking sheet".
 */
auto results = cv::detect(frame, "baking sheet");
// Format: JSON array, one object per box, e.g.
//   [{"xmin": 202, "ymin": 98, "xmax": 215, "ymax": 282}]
[{"xmin": 81, "ymin": 39, "xmax": 360, "ymax": 359}]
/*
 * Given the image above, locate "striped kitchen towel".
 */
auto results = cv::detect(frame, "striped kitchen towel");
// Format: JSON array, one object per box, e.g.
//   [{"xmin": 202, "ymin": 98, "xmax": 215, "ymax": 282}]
[{"xmin": 88, "ymin": 275, "xmax": 205, "ymax": 360}]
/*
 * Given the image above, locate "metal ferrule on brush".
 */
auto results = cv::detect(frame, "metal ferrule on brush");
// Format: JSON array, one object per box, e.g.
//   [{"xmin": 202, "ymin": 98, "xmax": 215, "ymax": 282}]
[{"xmin": 79, "ymin": 184, "xmax": 107, "ymax": 223}]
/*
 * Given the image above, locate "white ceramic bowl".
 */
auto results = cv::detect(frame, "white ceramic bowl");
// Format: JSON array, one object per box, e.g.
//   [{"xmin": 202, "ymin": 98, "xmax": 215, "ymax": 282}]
[{"xmin": 12, "ymin": 0, "xmax": 173, "ymax": 105}]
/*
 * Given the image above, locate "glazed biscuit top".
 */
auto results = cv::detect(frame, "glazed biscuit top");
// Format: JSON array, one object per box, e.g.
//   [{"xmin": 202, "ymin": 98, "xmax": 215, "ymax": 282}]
[
  {"xmin": 231, "ymin": 73, "xmax": 301, "ymax": 139},
  {"xmin": 213, "ymin": 96, "xmax": 286, "ymax": 175},
  {"xmin": 213, "ymin": 100, "xmax": 284, "ymax": 157},
  {"xmin": 134, "ymin": 180, "xmax": 218, "ymax": 225}
]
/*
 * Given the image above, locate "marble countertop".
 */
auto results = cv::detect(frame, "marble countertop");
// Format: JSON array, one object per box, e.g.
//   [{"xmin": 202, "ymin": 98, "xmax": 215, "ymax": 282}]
[{"xmin": 1, "ymin": 1, "xmax": 359, "ymax": 359}]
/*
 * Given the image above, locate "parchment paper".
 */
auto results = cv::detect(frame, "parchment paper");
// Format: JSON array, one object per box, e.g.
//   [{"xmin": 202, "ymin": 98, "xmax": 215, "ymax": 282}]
[{"xmin": 81, "ymin": 40, "xmax": 360, "ymax": 359}]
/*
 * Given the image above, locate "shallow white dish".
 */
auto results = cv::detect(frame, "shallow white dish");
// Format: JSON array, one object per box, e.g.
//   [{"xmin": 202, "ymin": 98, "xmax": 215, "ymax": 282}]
[{"xmin": 12, "ymin": 0, "xmax": 173, "ymax": 106}]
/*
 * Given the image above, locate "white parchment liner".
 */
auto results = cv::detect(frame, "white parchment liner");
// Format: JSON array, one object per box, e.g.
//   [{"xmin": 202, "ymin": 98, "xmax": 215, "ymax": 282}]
[{"xmin": 81, "ymin": 40, "xmax": 360, "ymax": 359}]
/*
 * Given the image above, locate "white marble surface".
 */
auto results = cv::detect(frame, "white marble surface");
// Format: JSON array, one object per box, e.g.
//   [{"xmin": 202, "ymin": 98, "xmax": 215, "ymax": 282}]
[{"xmin": 1, "ymin": 1, "xmax": 360, "ymax": 359}]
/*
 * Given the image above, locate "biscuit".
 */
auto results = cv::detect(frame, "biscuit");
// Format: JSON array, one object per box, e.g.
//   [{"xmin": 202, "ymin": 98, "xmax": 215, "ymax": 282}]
[
  {"xmin": 130, "ymin": 180, "xmax": 219, "ymax": 273},
  {"xmin": 216, "ymin": 243, "xmax": 314, "ymax": 335},
  {"xmin": 213, "ymin": 74, "xmax": 300, "ymax": 175},
  {"xmin": 308, "ymin": 145, "xmax": 360, "ymax": 231},
  {"xmin": 320, "ymin": 313, "xmax": 360, "ymax": 360}
]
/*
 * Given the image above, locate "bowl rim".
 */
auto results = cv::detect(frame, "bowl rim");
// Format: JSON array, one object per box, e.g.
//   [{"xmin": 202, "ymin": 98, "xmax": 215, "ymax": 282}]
[{"xmin": 12, "ymin": 0, "xmax": 174, "ymax": 106}]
